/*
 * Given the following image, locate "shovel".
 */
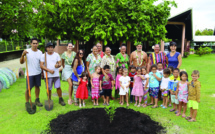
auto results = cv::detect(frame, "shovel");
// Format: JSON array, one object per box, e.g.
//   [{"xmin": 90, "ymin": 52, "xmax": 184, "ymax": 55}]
[
  {"xmin": 44, "ymin": 52, "xmax": 53, "ymax": 111},
  {"xmin": 25, "ymin": 56, "xmax": 36, "ymax": 114}
]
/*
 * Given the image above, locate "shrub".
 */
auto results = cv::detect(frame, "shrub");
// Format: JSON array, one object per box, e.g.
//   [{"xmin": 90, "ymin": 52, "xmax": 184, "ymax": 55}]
[
  {"xmin": 190, "ymin": 48, "xmax": 194, "ymax": 52},
  {"xmin": 105, "ymin": 100, "xmax": 116, "ymax": 123},
  {"xmin": 195, "ymin": 47, "xmax": 213, "ymax": 56},
  {"xmin": 184, "ymin": 52, "xmax": 189, "ymax": 58}
]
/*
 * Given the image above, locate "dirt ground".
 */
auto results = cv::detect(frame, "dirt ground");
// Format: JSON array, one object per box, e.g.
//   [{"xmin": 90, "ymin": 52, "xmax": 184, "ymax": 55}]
[{"xmin": 0, "ymin": 58, "xmax": 25, "ymax": 70}]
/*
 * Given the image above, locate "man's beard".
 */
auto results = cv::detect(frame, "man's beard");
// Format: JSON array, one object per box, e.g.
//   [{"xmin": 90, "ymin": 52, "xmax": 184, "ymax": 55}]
[{"xmin": 137, "ymin": 49, "xmax": 142, "ymax": 52}]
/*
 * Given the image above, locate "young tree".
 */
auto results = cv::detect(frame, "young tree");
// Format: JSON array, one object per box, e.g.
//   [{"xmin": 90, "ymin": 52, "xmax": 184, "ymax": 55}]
[{"xmin": 34, "ymin": 0, "xmax": 176, "ymax": 44}]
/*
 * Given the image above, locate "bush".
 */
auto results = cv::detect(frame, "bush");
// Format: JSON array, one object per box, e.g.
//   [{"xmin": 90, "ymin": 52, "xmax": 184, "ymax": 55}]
[
  {"xmin": 184, "ymin": 52, "xmax": 189, "ymax": 58},
  {"xmin": 195, "ymin": 47, "xmax": 213, "ymax": 56},
  {"xmin": 190, "ymin": 48, "xmax": 194, "ymax": 52}
]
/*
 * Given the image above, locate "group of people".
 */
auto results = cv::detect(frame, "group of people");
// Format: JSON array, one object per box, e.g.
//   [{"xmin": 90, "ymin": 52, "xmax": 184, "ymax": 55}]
[{"xmin": 21, "ymin": 38, "xmax": 200, "ymax": 122}]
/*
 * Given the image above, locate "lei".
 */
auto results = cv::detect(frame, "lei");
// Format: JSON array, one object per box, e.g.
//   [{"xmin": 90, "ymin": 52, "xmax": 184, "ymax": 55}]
[
  {"xmin": 106, "ymin": 55, "xmax": 115, "ymax": 71},
  {"xmin": 65, "ymin": 51, "xmax": 75, "ymax": 65},
  {"xmin": 135, "ymin": 50, "xmax": 144, "ymax": 66},
  {"xmin": 91, "ymin": 53, "xmax": 101, "ymax": 63}
]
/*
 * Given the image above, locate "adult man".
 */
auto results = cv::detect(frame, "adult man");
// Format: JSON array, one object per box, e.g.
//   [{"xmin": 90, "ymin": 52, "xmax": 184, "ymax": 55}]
[
  {"xmin": 40, "ymin": 42, "xmax": 66, "ymax": 106},
  {"xmin": 96, "ymin": 42, "xmax": 104, "ymax": 58},
  {"xmin": 130, "ymin": 43, "xmax": 148, "ymax": 68},
  {"xmin": 20, "ymin": 38, "xmax": 43, "ymax": 109}
]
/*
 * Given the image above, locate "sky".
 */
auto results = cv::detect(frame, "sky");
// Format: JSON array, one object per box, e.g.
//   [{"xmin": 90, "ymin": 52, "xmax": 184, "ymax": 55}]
[{"xmin": 155, "ymin": 0, "xmax": 215, "ymax": 31}]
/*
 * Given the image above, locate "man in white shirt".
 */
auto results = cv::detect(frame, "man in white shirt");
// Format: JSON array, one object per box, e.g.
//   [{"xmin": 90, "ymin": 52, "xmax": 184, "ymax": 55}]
[
  {"xmin": 40, "ymin": 42, "xmax": 66, "ymax": 106},
  {"xmin": 20, "ymin": 38, "xmax": 43, "ymax": 108}
]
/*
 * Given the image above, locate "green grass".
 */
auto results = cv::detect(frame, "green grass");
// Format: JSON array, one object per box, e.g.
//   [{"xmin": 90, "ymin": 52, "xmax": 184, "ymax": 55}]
[{"xmin": 0, "ymin": 54, "xmax": 215, "ymax": 134}]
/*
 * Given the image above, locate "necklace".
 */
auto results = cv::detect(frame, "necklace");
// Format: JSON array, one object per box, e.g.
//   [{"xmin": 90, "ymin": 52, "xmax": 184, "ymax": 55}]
[
  {"xmin": 65, "ymin": 51, "xmax": 74, "ymax": 65},
  {"xmin": 106, "ymin": 55, "xmax": 115, "ymax": 71},
  {"xmin": 135, "ymin": 50, "xmax": 144, "ymax": 66}
]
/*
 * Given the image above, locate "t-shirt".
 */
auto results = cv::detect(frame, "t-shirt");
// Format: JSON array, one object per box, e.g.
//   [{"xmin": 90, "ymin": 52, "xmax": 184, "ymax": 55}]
[
  {"xmin": 142, "ymin": 74, "xmax": 149, "ymax": 87},
  {"xmin": 128, "ymin": 72, "xmax": 136, "ymax": 88},
  {"xmin": 157, "ymin": 70, "xmax": 163, "ymax": 78},
  {"xmin": 25, "ymin": 48, "xmax": 42, "ymax": 76},
  {"xmin": 166, "ymin": 52, "xmax": 180, "ymax": 68},
  {"xmin": 168, "ymin": 75, "xmax": 180, "ymax": 91},
  {"xmin": 99, "ymin": 74, "xmax": 113, "ymax": 89},
  {"xmin": 160, "ymin": 77, "xmax": 170, "ymax": 90},
  {"xmin": 149, "ymin": 72, "xmax": 162, "ymax": 88},
  {"xmin": 119, "ymin": 76, "xmax": 130, "ymax": 89},
  {"xmin": 188, "ymin": 80, "xmax": 201, "ymax": 102},
  {"xmin": 40, "ymin": 52, "xmax": 61, "ymax": 78}
]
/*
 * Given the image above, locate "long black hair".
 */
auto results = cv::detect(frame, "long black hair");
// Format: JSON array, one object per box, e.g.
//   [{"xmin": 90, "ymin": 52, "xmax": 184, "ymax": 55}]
[
  {"xmin": 180, "ymin": 71, "xmax": 188, "ymax": 81},
  {"xmin": 71, "ymin": 49, "xmax": 85, "ymax": 67}
]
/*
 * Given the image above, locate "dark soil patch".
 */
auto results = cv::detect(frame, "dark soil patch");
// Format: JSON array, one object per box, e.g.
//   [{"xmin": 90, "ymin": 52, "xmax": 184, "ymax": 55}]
[{"xmin": 45, "ymin": 108, "xmax": 165, "ymax": 134}]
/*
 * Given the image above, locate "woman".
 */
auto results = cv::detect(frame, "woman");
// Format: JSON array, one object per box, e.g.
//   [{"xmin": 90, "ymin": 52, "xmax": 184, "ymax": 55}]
[
  {"xmin": 166, "ymin": 42, "xmax": 182, "ymax": 69},
  {"xmin": 61, "ymin": 43, "xmax": 76, "ymax": 105},
  {"xmin": 115, "ymin": 44, "xmax": 129, "ymax": 69},
  {"xmin": 71, "ymin": 50, "xmax": 85, "ymax": 106},
  {"xmin": 148, "ymin": 44, "xmax": 167, "ymax": 71}
]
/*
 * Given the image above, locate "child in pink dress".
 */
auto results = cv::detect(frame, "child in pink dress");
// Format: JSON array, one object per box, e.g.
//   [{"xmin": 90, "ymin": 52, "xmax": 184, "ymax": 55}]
[
  {"xmin": 131, "ymin": 67, "xmax": 145, "ymax": 107},
  {"xmin": 91, "ymin": 66, "xmax": 101, "ymax": 106},
  {"xmin": 115, "ymin": 67, "xmax": 123, "ymax": 103}
]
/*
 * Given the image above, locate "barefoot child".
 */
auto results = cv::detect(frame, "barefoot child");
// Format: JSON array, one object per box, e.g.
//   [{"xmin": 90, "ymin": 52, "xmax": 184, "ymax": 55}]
[
  {"xmin": 40, "ymin": 42, "xmax": 66, "ymax": 106},
  {"xmin": 131, "ymin": 67, "xmax": 145, "ymax": 107},
  {"xmin": 186, "ymin": 70, "xmax": 201, "ymax": 122},
  {"xmin": 141, "ymin": 67, "xmax": 149, "ymax": 107},
  {"xmin": 176, "ymin": 71, "xmax": 188, "ymax": 117},
  {"xmin": 119, "ymin": 68, "xmax": 130, "ymax": 106},
  {"xmin": 99, "ymin": 65, "xmax": 114, "ymax": 106},
  {"xmin": 169, "ymin": 68, "xmax": 180, "ymax": 113},
  {"xmin": 115, "ymin": 66, "xmax": 123, "ymax": 103},
  {"xmin": 157, "ymin": 62, "xmax": 163, "ymax": 101},
  {"xmin": 160, "ymin": 69, "xmax": 171, "ymax": 108},
  {"xmin": 91, "ymin": 66, "xmax": 101, "ymax": 106},
  {"xmin": 148, "ymin": 64, "xmax": 162, "ymax": 108},
  {"xmin": 76, "ymin": 72, "xmax": 89, "ymax": 108},
  {"xmin": 167, "ymin": 66, "xmax": 174, "ymax": 107},
  {"xmin": 128, "ymin": 65, "xmax": 136, "ymax": 103}
]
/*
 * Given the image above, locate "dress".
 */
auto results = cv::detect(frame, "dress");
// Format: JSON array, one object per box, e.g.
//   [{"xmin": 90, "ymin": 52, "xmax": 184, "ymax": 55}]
[
  {"xmin": 91, "ymin": 77, "xmax": 100, "ymax": 99},
  {"xmin": 178, "ymin": 82, "xmax": 188, "ymax": 103},
  {"xmin": 115, "ymin": 74, "xmax": 121, "ymax": 90},
  {"xmin": 76, "ymin": 79, "xmax": 88, "ymax": 99},
  {"xmin": 119, "ymin": 76, "xmax": 130, "ymax": 95},
  {"xmin": 131, "ymin": 75, "xmax": 144, "ymax": 96},
  {"xmin": 71, "ymin": 62, "xmax": 85, "ymax": 82},
  {"xmin": 115, "ymin": 53, "xmax": 129, "ymax": 69}
]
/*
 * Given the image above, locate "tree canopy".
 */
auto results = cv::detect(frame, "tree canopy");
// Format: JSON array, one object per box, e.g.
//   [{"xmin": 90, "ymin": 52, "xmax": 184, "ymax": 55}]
[
  {"xmin": 34, "ymin": 0, "xmax": 176, "ymax": 45},
  {"xmin": 195, "ymin": 28, "xmax": 214, "ymax": 36}
]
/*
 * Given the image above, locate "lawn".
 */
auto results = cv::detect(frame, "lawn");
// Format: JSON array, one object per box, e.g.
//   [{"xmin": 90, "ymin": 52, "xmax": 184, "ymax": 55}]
[{"xmin": 0, "ymin": 54, "xmax": 214, "ymax": 134}]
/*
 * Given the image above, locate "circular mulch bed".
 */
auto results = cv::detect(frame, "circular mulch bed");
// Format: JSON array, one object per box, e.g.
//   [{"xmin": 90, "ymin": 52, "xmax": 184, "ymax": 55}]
[{"xmin": 45, "ymin": 108, "xmax": 165, "ymax": 134}]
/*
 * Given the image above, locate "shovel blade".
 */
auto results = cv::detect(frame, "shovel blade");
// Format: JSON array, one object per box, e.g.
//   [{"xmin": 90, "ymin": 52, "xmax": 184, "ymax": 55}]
[
  {"xmin": 26, "ymin": 103, "xmax": 36, "ymax": 114},
  {"xmin": 45, "ymin": 100, "xmax": 53, "ymax": 111}
]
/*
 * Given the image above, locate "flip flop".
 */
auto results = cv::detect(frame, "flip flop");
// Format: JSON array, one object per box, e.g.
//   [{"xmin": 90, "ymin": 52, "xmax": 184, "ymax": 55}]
[
  {"xmin": 142, "ymin": 105, "xmax": 147, "ymax": 108},
  {"xmin": 186, "ymin": 116, "xmax": 192, "ymax": 120},
  {"xmin": 168, "ymin": 104, "xmax": 172, "ymax": 107},
  {"xmin": 147, "ymin": 103, "xmax": 154, "ymax": 106},
  {"xmin": 151, "ymin": 106, "xmax": 159, "ymax": 108},
  {"xmin": 175, "ymin": 111, "xmax": 179, "ymax": 114},
  {"xmin": 176, "ymin": 113, "xmax": 181, "ymax": 116},
  {"xmin": 103, "ymin": 103, "xmax": 106, "ymax": 105},
  {"xmin": 182, "ymin": 115, "xmax": 186, "ymax": 118},
  {"xmin": 160, "ymin": 104, "xmax": 163, "ymax": 107},
  {"xmin": 188, "ymin": 119, "xmax": 196, "ymax": 122},
  {"xmin": 162, "ymin": 106, "xmax": 167, "ymax": 109},
  {"xmin": 170, "ymin": 109, "xmax": 175, "ymax": 112}
]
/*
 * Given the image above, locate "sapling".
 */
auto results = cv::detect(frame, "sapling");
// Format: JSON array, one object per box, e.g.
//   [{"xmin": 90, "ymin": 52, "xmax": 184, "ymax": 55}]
[{"xmin": 105, "ymin": 100, "xmax": 116, "ymax": 123}]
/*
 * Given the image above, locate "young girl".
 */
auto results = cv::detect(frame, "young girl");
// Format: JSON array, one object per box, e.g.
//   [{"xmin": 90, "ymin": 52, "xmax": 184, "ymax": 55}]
[
  {"xmin": 76, "ymin": 72, "xmax": 89, "ymax": 108},
  {"xmin": 131, "ymin": 67, "xmax": 144, "ymax": 107},
  {"xmin": 91, "ymin": 66, "xmax": 101, "ymax": 106},
  {"xmin": 119, "ymin": 68, "xmax": 130, "ymax": 106},
  {"xmin": 148, "ymin": 64, "xmax": 162, "ymax": 108},
  {"xmin": 141, "ymin": 67, "xmax": 149, "ymax": 107},
  {"xmin": 168, "ymin": 66, "xmax": 174, "ymax": 107},
  {"xmin": 115, "ymin": 67, "xmax": 123, "ymax": 103},
  {"xmin": 176, "ymin": 71, "xmax": 188, "ymax": 117},
  {"xmin": 160, "ymin": 69, "xmax": 171, "ymax": 108}
]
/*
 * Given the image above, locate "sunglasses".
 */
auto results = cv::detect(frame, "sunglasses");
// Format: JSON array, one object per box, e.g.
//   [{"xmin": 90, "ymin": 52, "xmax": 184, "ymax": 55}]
[{"xmin": 79, "ymin": 53, "xmax": 84, "ymax": 55}]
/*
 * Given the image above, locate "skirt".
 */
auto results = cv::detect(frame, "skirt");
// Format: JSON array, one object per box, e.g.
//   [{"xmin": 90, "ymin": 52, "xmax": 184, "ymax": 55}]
[{"xmin": 62, "ymin": 65, "xmax": 73, "ymax": 81}]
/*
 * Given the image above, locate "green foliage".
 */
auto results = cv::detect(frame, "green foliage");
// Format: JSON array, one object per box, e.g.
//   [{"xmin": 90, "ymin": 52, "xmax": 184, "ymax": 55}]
[
  {"xmin": 195, "ymin": 47, "xmax": 213, "ymax": 56},
  {"xmin": 190, "ymin": 48, "xmax": 194, "ymax": 52},
  {"xmin": 183, "ymin": 52, "xmax": 189, "ymax": 58},
  {"xmin": 105, "ymin": 100, "xmax": 116, "ymax": 123},
  {"xmin": 195, "ymin": 29, "xmax": 214, "ymax": 36},
  {"xmin": 34, "ymin": 0, "xmax": 176, "ymax": 44}
]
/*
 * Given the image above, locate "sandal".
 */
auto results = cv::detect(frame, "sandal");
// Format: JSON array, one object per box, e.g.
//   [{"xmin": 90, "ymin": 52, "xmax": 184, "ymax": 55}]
[
  {"xmin": 186, "ymin": 116, "xmax": 192, "ymax": 120},
  {"xmin": 160, "ymin": 104, "xmax": 163, "ymax": 107},
  {"xmin": 134, "ymin": 103, "xmax": 137, "ymax": 106},
  {"xmin": 188, "ymin": 119, "xmax": 196, "ymax": 122},
  {"xmin": 137, "ymin": 104, "xmax": 140, "ymax": 107},
  {"xmin": 175, "ymin": 111, "xmax": 179, "ymax": 114},
  {"xmin": 142, "ymin": 105, "xmax": 147, "ymax": 108},
  {"xmin": 176, "ymin": 113, "xmax": 181, "ymax": 116},
  {"xmin": 68, "ymin": 99, "xmax": 72, "ymax": 105},
  {"xmin": 170, "ymin": 109, "xmax": 175, "ymax": 112},
  {"xmin": 182, "ymin": 115, "xmax": 186, "ymax": 118},
  {"xmin": 103, "ymin": 103, "xmax": 106, "ymax": 105},
  {"xmin": 168, "ymin": 104, "xmax": 172, "ymax": 107},
  {"xmin": 121, "ymin": 103, "xmax": 124, "ymax": 106},
  {"xmin": 162, "ymin": 106, "xmax": 167, "ymax": 109},
  {"xmin": 75, "ymin": 103, "xmax": 78, "ymax": 106},
  {"xmin": 147, "ymin": 103, "xmax": 154, "ymax": 106},
  {"xmin": 151, "ymin": 106, "xmax": 159, "ymax": 108}
]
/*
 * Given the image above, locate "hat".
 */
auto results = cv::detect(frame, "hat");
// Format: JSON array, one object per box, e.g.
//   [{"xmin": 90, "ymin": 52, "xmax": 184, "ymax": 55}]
[
  {"xmin": 134, "ymin": 42, "xmax": 143, "ymax": 46},
  {"xmin": 45, "ymin": 42, "xmax": 55, "ymax": 48}
]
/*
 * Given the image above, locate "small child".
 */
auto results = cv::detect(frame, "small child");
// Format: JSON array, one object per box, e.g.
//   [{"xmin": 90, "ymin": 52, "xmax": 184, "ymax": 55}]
[
  {"xmin": 167, "ymin": 66, "xmax": 174, "ymax": 106},
  {"xmin": 160, "ymin": 69, "xmax": 171, "ymax": 108},
  {"xmin": 175, "ymin": 71, "xmax": 188, "ymax": 117},
  {"xmin": 76, "ymin": 72, "xmax": 89, "ymax": 108},
  {"xmin": 141, "ymin": 67, "xmax": 149, "ymax": 107},
  {"xmin": 169, "ymin": 68, "xmax": 180, "ymax": 113},
  {"xmin": 128, "ymin": 65, "xmax": 136, "ymax": 103},
  {"xmin": 131, "ymin": 67, "xmax": 145, "ymax": 107},
  {"xmin": 115, "ymin": 66, "xmax": 123, "ymax": 103},
  {"xmin": 186, "ymin": 70, "xmax": 201, "ymax": 122},
  {"xmin": 91, "ymin": 66, "xmax": 101, "ymax": 106},
  {"xmin": 157, "ymin": 62, "xmax": 163, "ymax": 100},
  {"xmin": 99, "ymin": 65, "xmax": 114, "ymax": 106},
  {"xmin": 119, "ymin": 68, "xmax": 131, "ymax": 106},
  {"xmin": 148, "ymin": 64, "xmax": 162, "ymax": 108}
]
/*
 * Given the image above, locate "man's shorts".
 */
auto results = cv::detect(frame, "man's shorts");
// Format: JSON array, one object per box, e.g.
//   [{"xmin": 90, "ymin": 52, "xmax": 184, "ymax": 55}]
[
  {"xmin": 100, "ymin": 89, "xmax": 111, "ymax": 97},
  {"xmin": 45, "ymin": 77, "xmax": 61, "ymax": 90},
  {"xmin": 171, "ymin": 95, "xmax": 179, "ymax": 104},
  {"xmin": 26, "ymin": 74, "xmax": 41, "ymax": 89},
  {"xmin": 188, "ymin": 100, "xmax": 199, "ymax": 109}
]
